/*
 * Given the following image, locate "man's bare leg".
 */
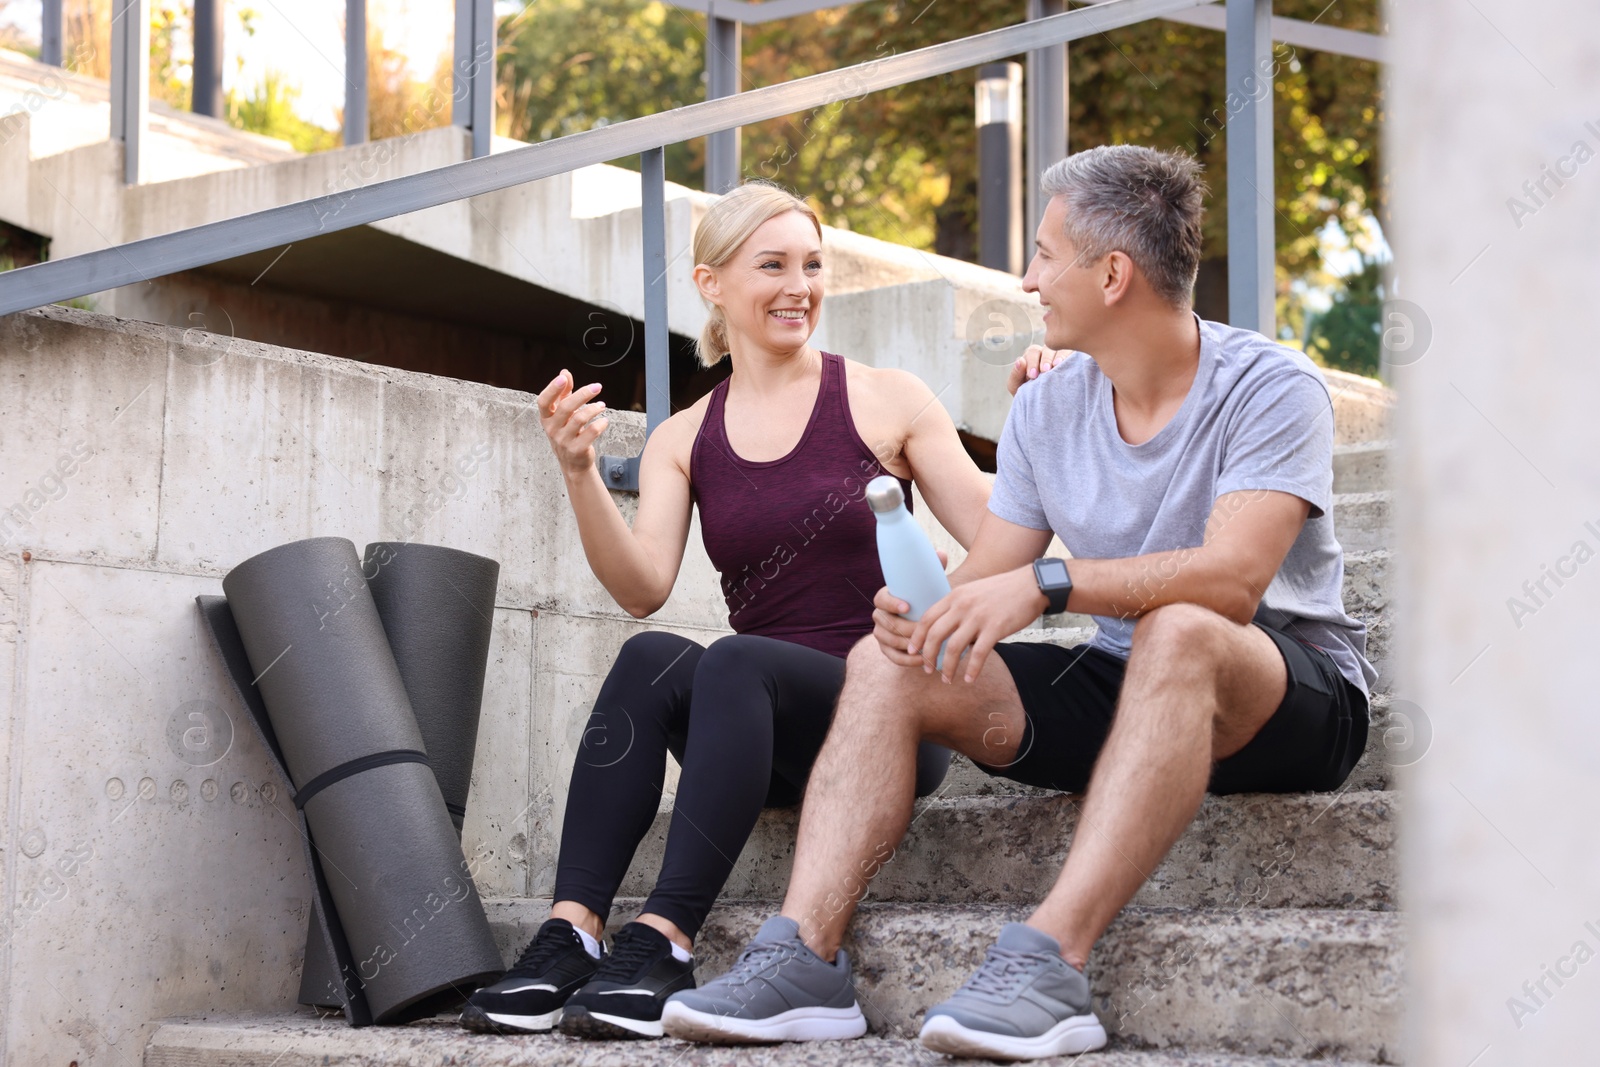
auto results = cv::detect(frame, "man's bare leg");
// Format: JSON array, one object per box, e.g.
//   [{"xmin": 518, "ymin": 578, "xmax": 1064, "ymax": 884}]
[
  {"xmin": 781, "ymin": 636, "xmax": 1029, "ymax": 960},
  {"xmin": 1027, "ymin": 603, "xmax": 1288, "ymax": 968}
]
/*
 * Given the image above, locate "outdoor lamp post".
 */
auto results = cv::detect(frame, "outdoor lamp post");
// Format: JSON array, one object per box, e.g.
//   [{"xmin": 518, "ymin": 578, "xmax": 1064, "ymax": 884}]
[{"xmin": 976, "ymin": 62, "xmax": 1023, "ymax": 275}]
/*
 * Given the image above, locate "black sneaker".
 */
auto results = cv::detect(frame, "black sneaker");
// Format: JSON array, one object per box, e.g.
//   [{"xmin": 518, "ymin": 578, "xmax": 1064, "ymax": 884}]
[
  {"xmin": 458, "ymin": 917, "xmax": 601, "ymax": 1034},
  {"xmin": 559, "ymin": 921, "xmax": 696, "ymax": 1039}
]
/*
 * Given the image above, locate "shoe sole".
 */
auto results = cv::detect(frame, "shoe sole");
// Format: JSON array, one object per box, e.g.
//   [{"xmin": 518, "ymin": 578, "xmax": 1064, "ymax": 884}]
[
  {"xmin": 918, "ymin": 1012, "xmax": 1107, "ymax": 1060},
  {"xmin": 559, "ymin": 1003, "xmax": 665, "ymax": 1040},
  {"xmin": 458, "ymin": 1003, "xmax": 560, "ymax": 1034},
  {"xmin": 661, "ymin": 1001, "xmax": 867, "ymax": 1044}
]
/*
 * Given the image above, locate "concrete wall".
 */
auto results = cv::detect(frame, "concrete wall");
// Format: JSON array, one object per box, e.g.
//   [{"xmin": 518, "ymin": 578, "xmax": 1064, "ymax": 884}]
[
  {"xmin": 0, "ymin": 305, "xmax": 734, "ymax": 1065},
  {"xmin": 1391, "ymin": 0, "xmax": 1600, "ymax": 1063}
]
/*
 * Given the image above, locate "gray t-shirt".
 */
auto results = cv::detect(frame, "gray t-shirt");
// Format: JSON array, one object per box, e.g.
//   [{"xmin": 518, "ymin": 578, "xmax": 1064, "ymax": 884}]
[{"xmin": 988, "ymin": 315, "xmax": 1377, "ymax": 700}]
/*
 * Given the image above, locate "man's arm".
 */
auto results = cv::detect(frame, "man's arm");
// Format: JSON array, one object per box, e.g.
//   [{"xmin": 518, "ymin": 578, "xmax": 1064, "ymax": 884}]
[
  {"xmin": 871, "ymin": 511, "xmax": 1052, "ymax": 668},
  {"xmin": 905, "ymin": 488, "xmax": 1310, "ymax": 683},
  {"xmin": 1066, "ymin": 488, "xmax": 1309, "ymax": 624}
]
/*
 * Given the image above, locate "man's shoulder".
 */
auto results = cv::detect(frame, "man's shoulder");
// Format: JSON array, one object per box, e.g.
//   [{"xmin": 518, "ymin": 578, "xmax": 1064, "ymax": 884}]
[
  {"xmin": 1200, "ymin": 318, "xmax": 1331, "ymax": 401},
  {"xmin": 1012, "ymin": 348, "xmax": 1099, "ymax": 409}
]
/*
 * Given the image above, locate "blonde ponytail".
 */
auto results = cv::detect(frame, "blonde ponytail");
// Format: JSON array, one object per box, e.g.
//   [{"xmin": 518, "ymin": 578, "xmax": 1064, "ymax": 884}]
[
  {"xmin": 692, "ymin": 180, "xmax": 821, "ymax": 367},
  {"xmin": 698, "ymin": 306, "xmax": 731, "ymax": 368}
]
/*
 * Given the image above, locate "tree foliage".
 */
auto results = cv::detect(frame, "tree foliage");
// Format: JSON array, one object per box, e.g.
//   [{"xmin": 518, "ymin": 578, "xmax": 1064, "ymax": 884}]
[
  {"xmin": 495, "ymin": 0, "xmax": 1383, "ymax": 344},
  {"xmin": 495, "ymin": 0, "xmax": 707, "ymax": 180},
  {"xmin": 1304, "ymin": 254, "xmax": 1383, "ymax": 377}
]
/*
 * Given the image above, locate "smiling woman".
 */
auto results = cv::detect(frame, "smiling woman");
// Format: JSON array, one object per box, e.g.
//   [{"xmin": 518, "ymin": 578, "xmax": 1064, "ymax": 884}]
[
  {"xmin": 688, "ymin": 180, "xmax": 823, "ymax": 366},
  {"xmin": 459, "ymin": 179, "xmax": 993, "ymax": 1043}
]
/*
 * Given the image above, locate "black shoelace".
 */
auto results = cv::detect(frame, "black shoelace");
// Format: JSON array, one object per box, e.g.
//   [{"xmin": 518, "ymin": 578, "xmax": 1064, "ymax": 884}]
[
  {"xmin": 594, "ymin": 926, "xmax": 670, "ymax": 981},
  {"xmin": 505, "ymin": 922, "xmax": 585, "ymax": 979}
]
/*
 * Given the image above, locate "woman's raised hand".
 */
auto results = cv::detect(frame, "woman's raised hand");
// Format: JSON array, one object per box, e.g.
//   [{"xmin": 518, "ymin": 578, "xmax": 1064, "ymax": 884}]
[
  {"xmin": 1006, "ymin": 344, "xmax": 1068, "ymax": 396},
  {"xmin": 537, "ymin": 369, "xmax": 609, "ymax": 476}
]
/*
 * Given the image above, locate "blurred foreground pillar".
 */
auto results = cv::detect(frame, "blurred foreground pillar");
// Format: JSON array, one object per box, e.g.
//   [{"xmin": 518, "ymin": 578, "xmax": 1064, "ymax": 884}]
[{"xmin": 1392, "ymin": 0, "xmax": 1600, "ymax": 1063}]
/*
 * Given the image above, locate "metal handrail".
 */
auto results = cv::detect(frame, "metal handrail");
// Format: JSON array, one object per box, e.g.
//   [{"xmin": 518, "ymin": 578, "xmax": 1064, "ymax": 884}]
[{"xmin": 0, "ymin": 0, "xmax": 1211, "ymax": 317}]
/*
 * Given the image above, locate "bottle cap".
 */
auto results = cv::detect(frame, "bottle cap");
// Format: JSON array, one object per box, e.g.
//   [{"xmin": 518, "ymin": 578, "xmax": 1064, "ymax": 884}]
[{"xmin": 866, "ymin": 475, "xmax": 904, "ymax": 514}]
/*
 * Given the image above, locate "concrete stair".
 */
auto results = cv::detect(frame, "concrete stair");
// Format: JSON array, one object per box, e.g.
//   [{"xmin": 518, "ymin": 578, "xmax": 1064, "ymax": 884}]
[
  {"xmin": 1332, "ymin": 441, "xmax": 1391, "ymax": 495},
  {"xmin": 139, "ymin": 430, "xmax": 1401, "ymax": 1061},
  {"xmin": 469, "ymin": 899, "xmax": 1401, "ymax": 1062},
  {"xmin": 619, "ymin": 791, "xmax": 1396, "ymax": 910},
  {"xmin": 144, "ymin": 1015, "xmax": 1390, "ymax": 1067},
  {"xmin": 1332, "ymin": 492, "xmax": 1392, "ymax": 555}
]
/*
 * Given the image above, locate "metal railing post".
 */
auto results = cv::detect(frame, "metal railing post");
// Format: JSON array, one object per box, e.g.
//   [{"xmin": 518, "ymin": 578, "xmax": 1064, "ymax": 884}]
[
  {"xmin": 598, "ymin": 148, "xmax": 672, "ymax": 492},
  {"xmin": 345, "ymin": 0, "xmax": 367, "ymax": 145},
  {"xmin": 109, "ymin": 0, "xmax": 147, "ymax": 185},
  {"xmin": 1025, "ymin": 0, "xmax": 1068, "ymax": 266},
  {"xmin": 1225, "ymin": 0, "xmax": 1275, "ymax": 336},
  {"xmin": 453, "ymin": 0, "xmax": 495, "ymax": 158},
  {"xmin": 41, "ymin": 0, "xmax": 63, "ymax": 66},
  {"xmin": 192, "ymin": 0, "xmax": 224, "ymax": 118},
  {"xmin": 641, "ymin": 148, "xmax": 672, "ymax": 439},
  {"xmin": 705, "ymin": 12, "xmax": 742, "ymax": 192}
]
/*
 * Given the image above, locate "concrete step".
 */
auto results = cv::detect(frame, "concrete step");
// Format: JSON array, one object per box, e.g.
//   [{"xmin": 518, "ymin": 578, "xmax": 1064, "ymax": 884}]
[
  {"xmin": 1333, "ymin": 440, "xmax": 1391, "ymax": 495},
  {"xmin": 620, "ymin": 790, "xmax": 1397, "ymax": 911},
  {"xmin": 1333, "ymin": 492, "xmax": 1392, "ymax": 555},
  {"xmin": 143, "ymin": 1014, "xmax": 1391, "ymax": 1067},
  {"xmin": 1342, "ymin": 548, "xmax": 1392, "ymax": 616},
  {"xmin": 481, "ymin": 900, "xmax": 1402, "ymax": 1062}
]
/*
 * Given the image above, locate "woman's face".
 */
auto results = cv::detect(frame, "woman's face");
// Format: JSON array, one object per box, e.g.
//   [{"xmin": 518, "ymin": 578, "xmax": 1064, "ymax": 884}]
[{"xmin": 703, "ymin": 211, "xmax": 824, "ymax": 355}]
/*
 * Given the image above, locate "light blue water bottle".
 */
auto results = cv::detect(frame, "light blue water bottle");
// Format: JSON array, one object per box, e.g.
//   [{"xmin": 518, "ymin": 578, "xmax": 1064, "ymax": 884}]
[
  {"xmin": 866, "ymin": 474, "xmax": 954, "ymax": 795},
  {"xmin": 866, "ymin": 475, "xmax": 950, "ymax": 669}
]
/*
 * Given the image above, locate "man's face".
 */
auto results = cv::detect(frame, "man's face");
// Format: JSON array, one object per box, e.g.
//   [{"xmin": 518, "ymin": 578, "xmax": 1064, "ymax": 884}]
[{"xmin": 1021, "ymin": 196, "xmax": 1104, "ymax": 352}]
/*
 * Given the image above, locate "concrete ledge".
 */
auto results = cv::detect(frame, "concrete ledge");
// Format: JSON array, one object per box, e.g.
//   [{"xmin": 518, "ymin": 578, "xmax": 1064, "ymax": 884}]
[
  {"xmin": 1334, "ymin": 492, "xmax": 1393, "ymax": 555},
  {"xmin": 144, "ymin": 1013, "xmax": 1392, "ymax": 1067},
  {"xmin": 482, "ymin": 900, "xmax": 1403, "ymax": 1060},
  {"xmin": 1333, "ymin": 441, "xmax": 1392, "ymax": 495},
  {"xmin": 614, "ymin": 790, "xmax": 1397, "ymax": 911}
]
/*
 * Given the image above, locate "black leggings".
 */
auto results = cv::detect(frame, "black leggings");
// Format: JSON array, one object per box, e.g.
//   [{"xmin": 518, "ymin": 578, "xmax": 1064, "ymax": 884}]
[{"xmin": 551, "ymin": 631, "xmax": 949, "ymax": 941}]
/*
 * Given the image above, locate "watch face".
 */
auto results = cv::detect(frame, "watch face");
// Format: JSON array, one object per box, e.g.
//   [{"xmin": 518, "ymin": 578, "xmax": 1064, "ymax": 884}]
[{"xmin": 1038, "ymin": 558, "xmax": 1070, "ymax": 585}]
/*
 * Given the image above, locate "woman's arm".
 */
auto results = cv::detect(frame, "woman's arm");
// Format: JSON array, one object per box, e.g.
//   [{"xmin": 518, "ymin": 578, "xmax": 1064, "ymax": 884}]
[
  {"xmin": 879, "ymin": 368, "xmax": 993, "ymax": 551},
  {"xmin": 540, "ymin": 371, "xmax": 695, "ymax": 618}
]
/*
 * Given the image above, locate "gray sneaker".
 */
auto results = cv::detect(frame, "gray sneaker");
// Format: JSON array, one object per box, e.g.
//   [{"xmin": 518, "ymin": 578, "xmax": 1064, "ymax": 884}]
[
  {"xmin": 661, "ymin": 915, "xmax": 867, "ymax": 1043},
  {"xmin": 919, "ymin": 922, "xmax": 1107, "ymax": 1060}
]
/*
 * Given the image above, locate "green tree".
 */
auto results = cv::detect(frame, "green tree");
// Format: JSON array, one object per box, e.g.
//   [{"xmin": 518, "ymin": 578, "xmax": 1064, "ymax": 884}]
[
  {"xmin": 1304, "ymin": 255, "xmax": 1383, "ymax": 377},
  {"xmin": 225, "ymin": 71, "xmax": 339, "ymax": 153},
  {"xmin": 149, "ymin": 2, "xmax": 193, "ymax": 111},
  {"xmin": 737, "ymin": 0, "xmax": 1382, "ymax": 324},
  {"xmin": 489, "ymin": 0, "xmax": 1384, "ymax": 356},
  {"xmin": 495, "ymin": 0, "xmax": 707, "ymax": 181}
]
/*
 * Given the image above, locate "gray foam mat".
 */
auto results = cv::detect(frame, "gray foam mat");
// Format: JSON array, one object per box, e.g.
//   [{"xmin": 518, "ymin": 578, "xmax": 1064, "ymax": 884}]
[
  {"xmin": 202, "ymin": 536, "xmax": 503, "ymax": 1025},
  {"xmin": 196, "ymin": 593, "xmax": 372, "ymax": 1025},
  {"xmin": 298, "ymin": 541, "xmax": 500, "ymax": 1008}
]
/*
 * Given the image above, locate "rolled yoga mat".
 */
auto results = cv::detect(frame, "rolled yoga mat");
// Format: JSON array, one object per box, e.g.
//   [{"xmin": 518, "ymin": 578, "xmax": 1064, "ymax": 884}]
[
  {"xmin": 196, "ymin": 593, "xmax": 371, "ymax": 1025},
  {"xmin": 298, "ymin": 541, "xmax": 501, "ymax": 1009},
  {"xmin": 209, "ymin": 536, "xmax": 503, "ymax": 1025}
]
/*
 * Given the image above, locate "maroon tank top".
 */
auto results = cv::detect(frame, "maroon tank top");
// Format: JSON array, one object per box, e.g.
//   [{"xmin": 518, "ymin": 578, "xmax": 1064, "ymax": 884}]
[{"xmin": 689, "ymin": 352, "xmax": 913, "ymax": 658}]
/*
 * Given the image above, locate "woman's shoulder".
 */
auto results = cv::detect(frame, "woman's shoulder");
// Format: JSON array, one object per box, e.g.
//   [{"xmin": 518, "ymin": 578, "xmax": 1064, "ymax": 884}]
[
  {"xmin": 837, "ymin": 356, "xmax": 937, "ymax": 411},
  {"xmin": 651, "ymin": 391, "xmax": 716, "ymax": 456}
]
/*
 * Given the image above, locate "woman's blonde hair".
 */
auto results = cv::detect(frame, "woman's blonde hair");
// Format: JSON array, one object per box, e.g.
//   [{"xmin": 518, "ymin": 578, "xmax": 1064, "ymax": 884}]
[{"xmin": 693, "ymin": 180, "xmax": 822, "ymax": 367}]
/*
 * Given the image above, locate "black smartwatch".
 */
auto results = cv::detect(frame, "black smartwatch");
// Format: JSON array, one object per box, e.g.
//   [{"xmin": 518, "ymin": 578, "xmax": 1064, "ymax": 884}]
[{"xmin": 1032, "ymin": 557, "xmax": 1073, "ymax": 615}]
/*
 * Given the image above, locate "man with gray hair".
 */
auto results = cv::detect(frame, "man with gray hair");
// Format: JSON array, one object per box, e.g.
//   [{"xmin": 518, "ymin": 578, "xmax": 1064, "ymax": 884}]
[{"xmin": 662, "ymin": 144, "xmax": 1376, "ymax": 1059}]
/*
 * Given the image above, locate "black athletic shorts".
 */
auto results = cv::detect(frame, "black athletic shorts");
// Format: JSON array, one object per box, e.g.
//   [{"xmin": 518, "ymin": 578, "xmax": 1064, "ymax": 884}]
[{"xmin": 980, "ymin": 623, "xmax": 1369, "ymax": 795}]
